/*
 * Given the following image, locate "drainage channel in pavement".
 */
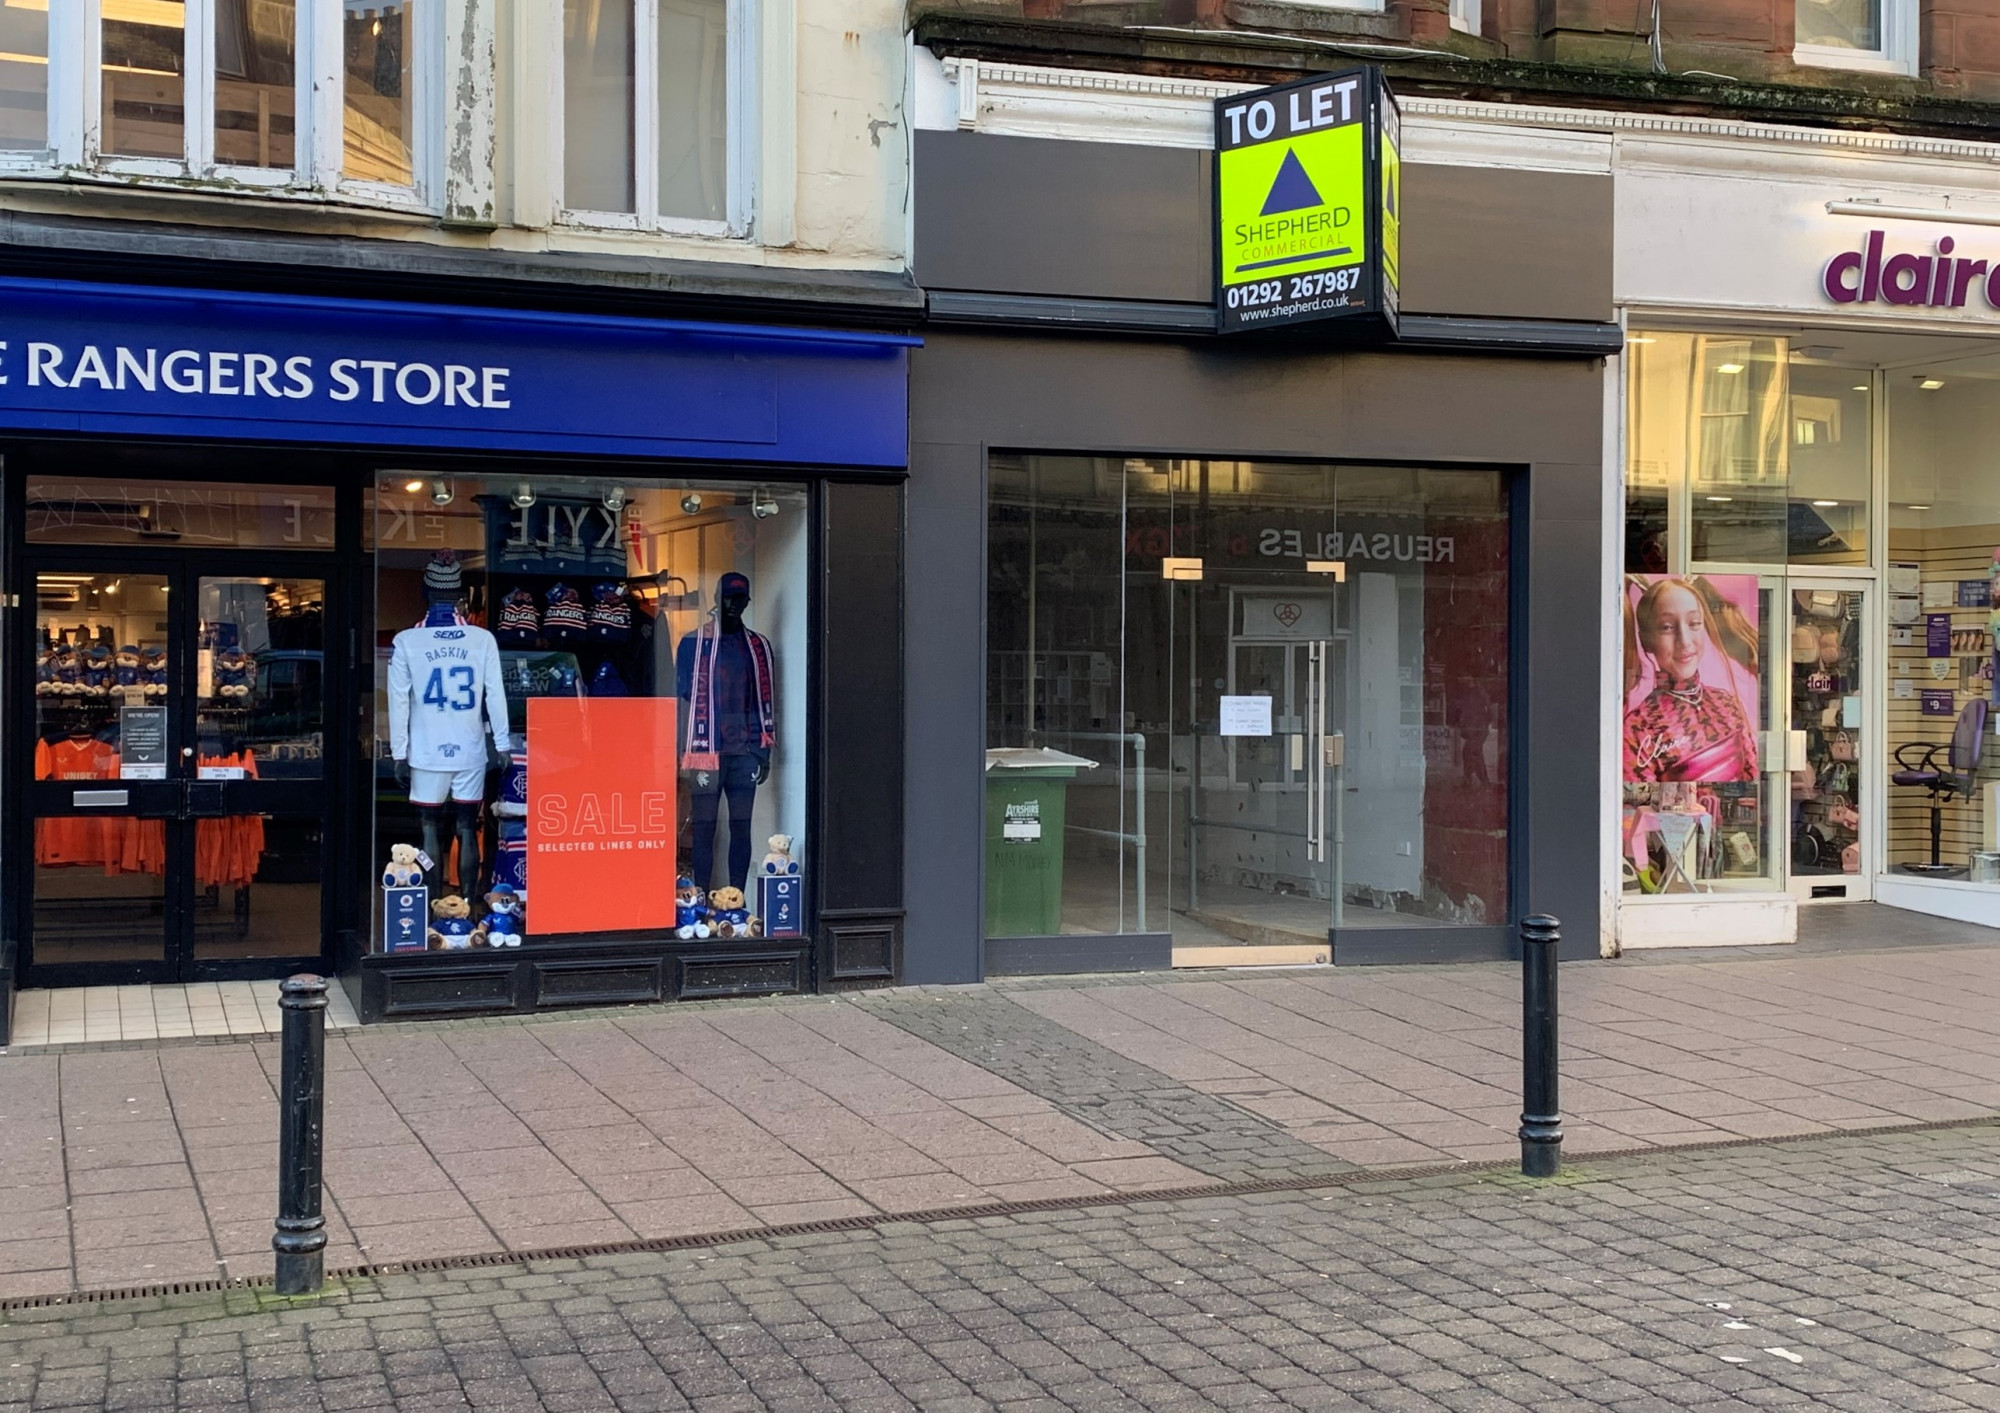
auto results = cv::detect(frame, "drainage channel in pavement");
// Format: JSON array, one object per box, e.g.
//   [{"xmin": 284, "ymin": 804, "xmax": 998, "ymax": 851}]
[{"xmin": 7, "ymin": 1112, "xmax": 1996, "ymax": 1315}]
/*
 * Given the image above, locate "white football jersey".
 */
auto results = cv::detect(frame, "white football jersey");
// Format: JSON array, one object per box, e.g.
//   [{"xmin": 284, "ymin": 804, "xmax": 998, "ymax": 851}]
[{"xmin": 388, "ymin": 621, "xmax": 510, "ymax": 771}]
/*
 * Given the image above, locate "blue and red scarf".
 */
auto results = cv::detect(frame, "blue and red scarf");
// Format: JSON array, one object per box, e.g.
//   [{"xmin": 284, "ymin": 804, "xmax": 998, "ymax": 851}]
[{"xmin": 681, "ymin": 620, "xmax": 775, "ymax": 771}]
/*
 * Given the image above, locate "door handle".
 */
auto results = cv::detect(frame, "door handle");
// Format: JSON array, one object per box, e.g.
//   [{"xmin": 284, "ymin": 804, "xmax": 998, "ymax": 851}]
[
  {"xmin": 1307, "ymin": 643, "xmax": 1326, "ymax": 863},
  {"xmin": 1325, "ymin": 732, "xmax": 1344, "ymax": 768}
]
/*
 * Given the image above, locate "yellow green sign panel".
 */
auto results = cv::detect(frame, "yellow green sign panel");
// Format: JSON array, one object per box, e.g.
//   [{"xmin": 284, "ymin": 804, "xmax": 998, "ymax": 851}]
[{"xmin": 1215, "ymin": 68, "xmax": 1400, "ymax": 335}]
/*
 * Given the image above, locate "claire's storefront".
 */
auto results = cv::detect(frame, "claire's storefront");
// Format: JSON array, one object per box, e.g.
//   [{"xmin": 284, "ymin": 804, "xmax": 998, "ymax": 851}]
[{"xmin": 0, "ymin": 276, "xmax": 912, "ymax": 1040}]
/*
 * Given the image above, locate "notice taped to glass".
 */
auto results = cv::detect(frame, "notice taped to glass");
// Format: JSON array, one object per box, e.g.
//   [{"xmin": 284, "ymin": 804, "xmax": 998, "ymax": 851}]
[
  {"xmin": 1214, "ymin": 67, "xmax": 1399, "ymax": 336},
  {"xmin": 119, "ymin": 705, "xmax": 168, "ymax": 780}
]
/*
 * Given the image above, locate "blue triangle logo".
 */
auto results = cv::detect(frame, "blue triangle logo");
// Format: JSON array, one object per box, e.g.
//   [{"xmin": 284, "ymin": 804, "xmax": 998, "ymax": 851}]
[{"xmin": 1260, "ymin": 148, "xmax": 1323, "ymax": 216}]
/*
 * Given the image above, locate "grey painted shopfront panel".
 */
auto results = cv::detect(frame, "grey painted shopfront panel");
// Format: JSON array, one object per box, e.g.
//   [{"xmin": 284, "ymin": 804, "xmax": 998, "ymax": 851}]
[
  {"xmin": 913, "ymin": 129, "xmax": 1613, "ymax": 322},
  {"xmin": 905, "ymin": 331, "xmax": 1604, "ymax": 982}
]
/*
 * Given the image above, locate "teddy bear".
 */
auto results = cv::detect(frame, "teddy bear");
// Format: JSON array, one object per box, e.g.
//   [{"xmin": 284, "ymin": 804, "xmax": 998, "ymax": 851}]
[
  {"xmin": 761, "ymin": 834, "xmax": 799, "ymax": 875},
  {"xmin": 114, "ymin": 646, "xmax": 144, "ymax": 696},
  {"xmin": 481, "ymin": 885, "xmax": 525, "ymax": 948},
  {"xmin": 141, "ymin": 647, "xmax": 169, "ymax": 700},
  {"xmin": 79, "ymin": 644, "xmax": 113, "ymax": 697},
  {"xmin": 426, "ymin": 894, "xmax": 479, "ymax": 950},
  {"xmin": 50, "ymin": 646, "xmax": 80, "ymax": 697},
  {"xmin": 213, "ymin": 648, "xmax": 253, "ymax": 700},
  {"xmin": 709, "ymin": 886, "xmax": 756, "ymax": 939},
  {"xmin": 382, "ymin": 843, "xmax": 423, "ymax": 888},
  {"xmin": 675, "ymin": 877, "xmax": 712, "ymax": 939}
]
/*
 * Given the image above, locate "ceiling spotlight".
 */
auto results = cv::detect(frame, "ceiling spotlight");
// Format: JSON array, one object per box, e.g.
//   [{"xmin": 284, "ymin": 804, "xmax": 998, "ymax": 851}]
[
  {"xmin": 1626, "ymin": 335, "xmax": 1657, "ymax": 345},
  {"xmin": 1716, "ymin": 363, "xmax": 1745, "ymax": 374},
  {"xmin": 681, "ymin": 492, "xmax": 703, "ymax": 514},
  {"xmin": 1919, "ymin": 377, "xmax": 1945, "ymax": 389},
  {"xmin": 1706, "ymin": 495, "xmax": 1734, "ymax": 503},
  {"xmin": 603, "ymin": 484, "xmax": 627, "ymax": 513},
  {"xmin": 1852, "ymin": 385, "xmax": 1869, "ymax": 393},
  {"xmin": 512, "ymin": 481, "xmax": 536, "ymax": 509},
  {"xmin": 429, "ymin": 479, "xmax": 454, "ymax": 507},
  {"xmin": 402, "ymin": 478, "xmax": 424, "ymax": 494},
  {"xmin": 1909, "ymin": 503, "xmax": 1932, "ymax": 511},
  {"xmin": 751, "ymin": 489, "xmax": 779, "ymax": 520},
  {"xmin": 1812, "ymin": 499, "xmax": 1839, "ymax": 507}
]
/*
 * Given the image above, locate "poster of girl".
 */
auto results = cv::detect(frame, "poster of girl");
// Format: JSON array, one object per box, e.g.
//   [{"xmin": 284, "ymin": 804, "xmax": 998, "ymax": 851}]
[{"xmin": 1623, "ymin": 574, "xmax": 1761, "ymax": 783}]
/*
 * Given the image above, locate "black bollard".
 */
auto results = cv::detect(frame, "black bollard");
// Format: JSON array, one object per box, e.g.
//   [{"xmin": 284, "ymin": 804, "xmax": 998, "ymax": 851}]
[
  {"xmin": 272, "ymin": 974, "xmax": 328, "ymax": 1295},
  {"xmin": 1518, "ymin": 914, "xmax": 1563, "ymax": 1178}
]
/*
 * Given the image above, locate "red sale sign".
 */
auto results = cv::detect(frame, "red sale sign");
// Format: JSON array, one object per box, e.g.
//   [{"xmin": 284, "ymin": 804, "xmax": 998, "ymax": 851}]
[{"xmin": 526, "ymin": 697, "xmax": 678, "ymax": 935}]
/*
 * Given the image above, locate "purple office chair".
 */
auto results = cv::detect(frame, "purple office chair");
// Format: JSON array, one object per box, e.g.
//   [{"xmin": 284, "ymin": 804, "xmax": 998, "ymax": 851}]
[{"xmin": 1894, "ymin": 697, "xmax": 1989, "ymax": 873}]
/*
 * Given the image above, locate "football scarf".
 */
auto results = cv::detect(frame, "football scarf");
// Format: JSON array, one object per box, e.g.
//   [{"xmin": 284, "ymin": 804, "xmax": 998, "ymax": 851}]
[{"xmin": 681, "ymin": 620, "xmax": 775, "ymax": 771}]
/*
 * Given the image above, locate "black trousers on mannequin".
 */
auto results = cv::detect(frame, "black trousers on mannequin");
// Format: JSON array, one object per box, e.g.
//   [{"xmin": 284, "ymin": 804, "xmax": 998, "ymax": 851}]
[
  {"xmin": 689, "ymin": 755, "xmax": 759, "ymax": 890},
  {"xmin": 420, "ymin": 803, "xmax": 482, "ymax": 897}
]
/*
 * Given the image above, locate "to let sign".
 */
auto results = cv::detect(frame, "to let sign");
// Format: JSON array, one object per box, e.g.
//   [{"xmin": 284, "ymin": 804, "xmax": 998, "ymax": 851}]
[{"xmin": 1215, "ymin": 67, "xmax": 1400, "ymax": 336}]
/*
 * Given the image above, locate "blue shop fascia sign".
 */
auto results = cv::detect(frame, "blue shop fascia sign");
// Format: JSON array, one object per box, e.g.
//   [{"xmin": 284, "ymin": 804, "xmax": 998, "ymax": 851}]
[{"xmin": 0, "ymin": 276, "xmax": 914, "ymax": 466}]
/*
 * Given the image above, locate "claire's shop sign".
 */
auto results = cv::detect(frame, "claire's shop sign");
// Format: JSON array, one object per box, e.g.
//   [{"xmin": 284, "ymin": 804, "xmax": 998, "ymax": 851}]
[{"xmin": 1822, "ymin": 230, "xmax": 2000, "ymax": 309}]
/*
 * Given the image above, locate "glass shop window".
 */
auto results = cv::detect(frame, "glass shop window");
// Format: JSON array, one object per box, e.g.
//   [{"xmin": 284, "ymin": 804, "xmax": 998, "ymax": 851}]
[
  {"xmin": 985, "ymin": 454, "xmax": 1511, "ymax": 948},
  {"xmin": 1886, "ymin": 371, "xmax": 2000, "ymax": 884},
  {"xmin": 1622, "ymin": 332, "xmax": 1874, "ymax": 897},
  {"xmin": 369, "ymin": 473, "xmax": 807, "ymax": 953}
]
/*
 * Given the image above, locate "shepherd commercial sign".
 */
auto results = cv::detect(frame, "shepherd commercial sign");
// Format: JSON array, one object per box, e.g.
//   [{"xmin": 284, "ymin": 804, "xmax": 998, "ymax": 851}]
[{"xmin": 1214, "ymin": 67, "xmax": 1400, "ymax": 336}]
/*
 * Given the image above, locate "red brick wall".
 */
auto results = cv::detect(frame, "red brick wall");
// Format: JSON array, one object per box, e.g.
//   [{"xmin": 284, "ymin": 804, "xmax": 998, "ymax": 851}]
[{"xmin": 980, "ymin": 0, "xmax": 2000, "ymax": 102}]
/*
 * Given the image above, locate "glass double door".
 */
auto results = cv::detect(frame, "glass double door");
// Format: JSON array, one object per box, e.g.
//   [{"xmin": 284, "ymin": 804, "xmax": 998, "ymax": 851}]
[
  {"xmin": 22, "ymin": 554, "xmax": 335, "ymax": 983},
  {"xmin": 1175, "ymin": 586, "xmax": 1347, "ymax": 945}
]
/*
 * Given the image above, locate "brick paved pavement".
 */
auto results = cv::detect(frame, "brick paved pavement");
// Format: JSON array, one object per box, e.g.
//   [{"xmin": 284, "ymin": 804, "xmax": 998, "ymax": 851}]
[
  {"xmin": 7, "ymin": 1121, "xmax": 2000, "ymax": 1410},
  {"xmin": 2, "ymin": 924, "xmax": 2000, "ymax": 1300}
]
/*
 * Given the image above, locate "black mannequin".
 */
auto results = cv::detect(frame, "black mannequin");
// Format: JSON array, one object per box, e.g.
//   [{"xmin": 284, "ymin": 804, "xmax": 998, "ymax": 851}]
[
  {"xmin": 715, "ymin": 583, "xmax": 769, "ymax": 789},
  {"xmin": 676, "ymin": 572, "xmax": 774, "ymax": 890}
]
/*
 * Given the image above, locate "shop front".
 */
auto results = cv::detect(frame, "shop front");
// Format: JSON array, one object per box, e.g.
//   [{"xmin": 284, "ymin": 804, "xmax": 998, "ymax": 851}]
[
  {"xmin": 0, "ymin": 276, "xmax": 912, "ymax": 1039},
  {"xmin": 1613, "ymin": 114, "xmax": 2000, "ymax": 947},
  {"xmin": 905, "ymin": 60, "xmax": 1620, "ymax": 976}
]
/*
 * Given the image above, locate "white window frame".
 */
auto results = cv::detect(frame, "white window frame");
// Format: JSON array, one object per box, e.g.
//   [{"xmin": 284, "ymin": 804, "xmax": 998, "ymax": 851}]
[
  {"xmin": 1449, "ymin": 0, "xmax": 1482, "ymax": 35},
  {"xmin": 1794, "ymin": 0, "xmax": 1917, "ymax": 75},
  {"xmin": 19, "ymin": 0, "xmax": 440, "ymax": 210},
  {"xmin": 1236, "ymin": 0, "xmax": 1388, "ymax": 16},
  {"xmin": 553, "ymin": 0, "xmax": 754, "ymax": 240}
]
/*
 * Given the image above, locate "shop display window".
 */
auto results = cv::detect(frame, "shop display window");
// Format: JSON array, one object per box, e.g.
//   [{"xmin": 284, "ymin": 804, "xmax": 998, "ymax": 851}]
[
  {"xmin": 369, "ymin": 473, "xmax": 807, "ymax": 953},
  {"xmin": 1886, "ymin": 373, "xmax": 2000, "ymax": 881},
  {"xmin": 1623, "ymin": 332, "xmax": 1874, "ymax": 895},
  {"xmin": 986, "ymin": 455, "xmax": 1510, "ymax": 948}
]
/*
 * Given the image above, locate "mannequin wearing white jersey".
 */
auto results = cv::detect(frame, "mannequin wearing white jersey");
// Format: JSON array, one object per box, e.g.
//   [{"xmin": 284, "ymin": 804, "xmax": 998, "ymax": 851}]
[{"xmin": 388, "ymin": 553, "xmax": 509, "ymax": 894}]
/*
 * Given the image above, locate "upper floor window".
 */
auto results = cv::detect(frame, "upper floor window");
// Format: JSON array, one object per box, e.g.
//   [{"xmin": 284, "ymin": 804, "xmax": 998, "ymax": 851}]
[
  {"xmin": 0, "ymin": 0, "xmax": 433, "ymax": 204},
  {"xmin": 1795, "ymin": 0, "xmax": 1916, "ymax": 74},
  {"xmin": 560, "ymin": 0, "xmax": 742, "ymax": 234}
]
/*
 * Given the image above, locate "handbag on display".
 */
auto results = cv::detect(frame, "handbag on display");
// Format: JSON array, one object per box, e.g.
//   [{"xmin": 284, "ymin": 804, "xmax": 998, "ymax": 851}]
[
  {"xmin": 1841, "ymin": 841, "xmax": 1861, "ymax": 874},
  {"xmin": 1828, "ymin": 730, "xmax": 1857, "ymax": 763}
]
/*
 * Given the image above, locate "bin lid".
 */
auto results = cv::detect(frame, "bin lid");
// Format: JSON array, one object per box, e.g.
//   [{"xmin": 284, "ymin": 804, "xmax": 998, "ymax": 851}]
[{"xmin": 984, "ymin": 747, "xmax": 1098, "ymax": 773}]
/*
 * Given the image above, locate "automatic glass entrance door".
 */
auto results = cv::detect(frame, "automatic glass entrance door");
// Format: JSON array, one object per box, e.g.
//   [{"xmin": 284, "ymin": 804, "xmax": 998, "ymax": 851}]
[{"xmin": 22, "ymin": 554, "xmax": 336, "ymax": 985}]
